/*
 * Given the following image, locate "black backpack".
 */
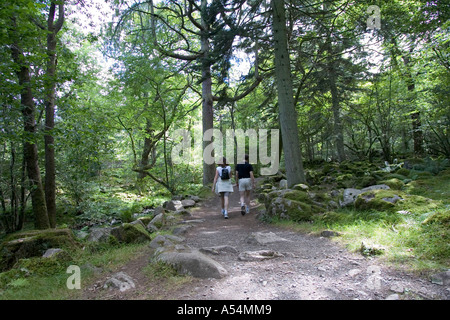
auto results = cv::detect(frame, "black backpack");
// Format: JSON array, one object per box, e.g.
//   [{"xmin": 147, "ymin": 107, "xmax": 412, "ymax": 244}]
[{"xmin": 220, "ymin": 167, "xmax": 230, "ymax": 180}]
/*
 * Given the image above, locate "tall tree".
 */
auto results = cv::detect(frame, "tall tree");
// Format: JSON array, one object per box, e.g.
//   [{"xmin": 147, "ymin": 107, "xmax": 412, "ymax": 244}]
[
  {"xmin": 43, "ymin": 0, "xmax": 65, "ymax": 228},
  {"xmin": 271, "ymin": 0, "xmax": 305, "ymax": 186},
  {"xmin": 6, "ymin": 6, "xmax": 50, "ymax": 229}
]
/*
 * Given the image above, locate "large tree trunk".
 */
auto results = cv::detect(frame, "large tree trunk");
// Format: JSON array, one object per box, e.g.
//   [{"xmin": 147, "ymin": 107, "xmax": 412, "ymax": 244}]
[
  {"xmin": 408, "ymin": 83, "xmax": 424, "ymax": 157},
  {"xmin": 44, "ymin": 1, "xmax": 64, "ymax": 228},
  {"xmin": 201, "ymin": 0, "xmax": 215, "ymax": 186},
  {"xmin": 403, "ymin": 57, "xmax": 424, "ymax": 157},
  {"xmin": 328, "ymin": 59, "xmax": 346, "ymax": 162},
  {"xmin": 271, "ymin": 0, "xmax": 305, "ymax": 186},
  {"xmin": 390, "ymin": 39, "xmax": 424, "ymax": 157},
  {"xmin": 10, "ymin": 42, "xmax": 50, "ymax": 230}
]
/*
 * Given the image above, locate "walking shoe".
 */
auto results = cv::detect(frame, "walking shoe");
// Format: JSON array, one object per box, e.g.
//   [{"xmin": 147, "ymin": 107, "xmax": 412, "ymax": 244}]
[
  {"xmin": 221, "ymin": 209, "xmax": 225, "ymax": 216},
  {"xmin": 245, "ymin": 206, "xmax": 250, "ymax": 215},
  {"xmin": 224, "ymin": 210, "xmax": 229, "ymax": 219},
  {"xmin": 241, "ymin": 205, "xmax": 246, "ymax": 216}
]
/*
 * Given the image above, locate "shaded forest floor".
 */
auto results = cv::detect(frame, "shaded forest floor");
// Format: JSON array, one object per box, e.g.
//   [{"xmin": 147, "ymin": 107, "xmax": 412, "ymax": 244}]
[{"xmin": 77, "ymin": 186, "xmax": 449, "ymax": 300}]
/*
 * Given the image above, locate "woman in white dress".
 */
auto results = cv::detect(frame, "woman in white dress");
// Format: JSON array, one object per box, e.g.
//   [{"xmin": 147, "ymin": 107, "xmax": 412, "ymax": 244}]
[{"xmin": 211, "ymin": 157, "xmax": 234, "ymax": 219}]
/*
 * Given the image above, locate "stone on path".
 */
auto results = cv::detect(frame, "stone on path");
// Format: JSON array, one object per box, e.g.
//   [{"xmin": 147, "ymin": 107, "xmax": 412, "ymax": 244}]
[
  {"xmin": 238, "ymin": 250, "xmax": 284, "ymax": 261},
  {"xmin": 103, "ymin": 272, "xmax": 136, "ymax": 292},
  {"xmin": 431, "ymin": 270, "xmax": 450, "ymax": 286},
  {"xmin": 165, "ymin": 200, "xmax": 184, "ymax": 211},
  {"xmin": 246, "ymin": 232, "xmax": 290, "ymax": 245},
  {"xmin": 149, "ymin": 234, "xmax": 184, "ymax": 250},
  {"xmin": 181, "ymin": 199, "xmax": 196, "ymax": 208},
  {"xmin": 155, "ymin": 248, "xmax": 228, "ymax": 279},
  {"xmin": 200, "ymin": 245, "xmax": 238, "ymax": 255}
]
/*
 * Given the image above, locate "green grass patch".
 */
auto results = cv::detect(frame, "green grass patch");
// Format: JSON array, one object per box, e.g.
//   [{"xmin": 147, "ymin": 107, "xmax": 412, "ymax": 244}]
[
  {"xmin": 271, "ymin": 165, "xmax": 450, "ymax": 273},
  {"xmin": 0, "ymin": 241, "xmax": 150, "ymax": 300},
  {"xmin": 272, "ymin": 206, "xmax": 450, "ymax": 273}
]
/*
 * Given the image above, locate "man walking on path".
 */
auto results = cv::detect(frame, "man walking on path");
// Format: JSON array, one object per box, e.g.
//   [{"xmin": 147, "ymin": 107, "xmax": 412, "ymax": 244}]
[{"xmin": 235, "ymin": 154, "xmax": 255, "ymax": 215}]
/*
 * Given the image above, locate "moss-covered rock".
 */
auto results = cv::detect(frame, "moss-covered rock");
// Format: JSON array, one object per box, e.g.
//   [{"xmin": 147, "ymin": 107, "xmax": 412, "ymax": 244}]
[
  {"xmin": 137, "ymin": 215, "xmax": 154, "ymax": 226},
  {"xmin": 336, "ymin": 173, "xmax": 356, "ymax": 188},
  {"xmin": 262, "ymin": 189, "xmax": 325, "ymax": 222},
  {"xmin": 354, "ymin": 188, "xmax": 441, "ymax": 213},
  {"xmin": 0, "ymin": 228, "xmax": 79, "ymax": 272},
  {"xmin": 111, "ymin": 222, "xmax": 152, "ymax": 244},
  {"xmin": 422, "ymin": 209, "xmax": 450, "ymax": 226},
  {"xmin": 282, "ymin": 190, "xmax": 311, "ymax": 203},
  {"xmin": 384, "ymin": 173, "xmax": 408, "ymax": 181},
  {"xmin": 360, "ymin": 242, "xmax": 385, "ymax": 257},
  {"xmin": 381, "ymin": 178, "xmax": 405, "ymax": 190},
  {"xmin": 395, "ymin": 168, "xmax": 411, "ymax": 177},
  {"xmin": 354, "ymin": 190, "xmax": 405, "ymax": 211},
  {"xmin": 293, "ymin": 184, "xmax": 309, "ymax": 191},
  {"xmin": 267, "ymin": 198, "xmax": 322, "ymax": 222}
]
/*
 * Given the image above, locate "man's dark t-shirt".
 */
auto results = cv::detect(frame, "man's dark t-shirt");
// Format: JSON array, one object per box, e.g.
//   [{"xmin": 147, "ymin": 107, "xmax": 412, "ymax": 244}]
[{"xmin": 235, "ymin": 162, "xmax": 253, "ymax": 179}]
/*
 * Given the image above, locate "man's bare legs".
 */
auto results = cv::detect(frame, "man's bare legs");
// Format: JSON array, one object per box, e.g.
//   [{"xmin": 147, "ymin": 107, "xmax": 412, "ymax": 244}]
[{"xmin": 240, "ymin": 190, "xmax": 251, "ymax": 215}]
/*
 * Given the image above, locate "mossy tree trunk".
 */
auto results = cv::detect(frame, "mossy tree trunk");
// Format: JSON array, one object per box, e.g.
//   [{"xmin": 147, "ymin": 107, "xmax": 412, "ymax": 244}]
[{"xmin": 9, "ymin": 35, "xmax": 50, "ymax": 230}]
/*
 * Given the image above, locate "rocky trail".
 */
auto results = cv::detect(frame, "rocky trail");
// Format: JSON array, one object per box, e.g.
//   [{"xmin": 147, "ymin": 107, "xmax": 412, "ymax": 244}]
[{"xmin": 81, "ymin": 187, "xmax": 449, "ymax": 300}]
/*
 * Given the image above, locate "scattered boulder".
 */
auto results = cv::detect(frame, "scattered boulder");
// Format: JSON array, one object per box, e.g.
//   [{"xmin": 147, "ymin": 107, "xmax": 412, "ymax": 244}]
[
  {"xmin": 390, "ymin": 283, "xmax": 404, "ymax": 293},
  {"xmin": 270, "ymin": 197, "xmax": 322, "ymax": 221},
  {"xmin": 88, "ymin": 227, "xmax": 113, "ymax": 243},
  {"xmin": 172, "ymin": 224, "xmax": 193, "ymax": 236},
  {"xmin": 381, "ymin": 178, "xmax": 405, "ymax": 190},
  {"xmin": 422, "ymin": 210, "xmax": 450, "ymax": 226},
  {"xmin": 174, "ymin": 209, "xmax": 192, "ymax": 216},
  {"xmin": 111, "ymin": 222, "xmax": 152, "ymax": 244},
  {"xmin": 261, "ymin": 189, "xmax": 326, "ymax": 222},
  {"xmin": 431, "ymin": 270, "xmax": 450, "ymax": 286},
  {"xmin": 147, "ymin": 213, "xmax": 164, "ymax": 230},
  {"xmin": 385, "ymin": 294, "xmax": 400, "ymax": 300},
  {"xmin": 361, "ymin": 184, "xmax": 390, "ymax": 192},
  {"xmin": 42, "ymin": 248, "xmax": 69, "ymax": 260},
  {"xmin": 340, "ymin": 188, "xmax": 362, "ymax": 207},
  {"xmin": 149, "ymin": 234, "xmax": 184, "ymax": 250},
  {"xmin": 360, "ymin": 242, "xmax": 385, "ymax": 256},
  {"xmin": 339, "ymin": 185, "xmax": 391, "ymax": 208},
  {"xmin": 136, "ymin": 216, "xmax": 154, "ymax": 226},
  {"xmin": 238, "ymin": 250, "xmax": 284, "ymax": 261},
  {"xmin": 182, "ymin": 219, "xmax": 205, "ymax": 225},
  {"xmin": 200, "ymin": 245, "xmax": 238, "ymax": 255},
  {"xmin": 279, "ymin": 179, "xmax": 288, "ymax": 189},
  {"xmin": 354, "ymin": 190, "xmax": 403, "ymax": 211},
  {"xmin": 320, "ymin": 230, "xmax": 341, "ymax": 238},
  {"xmin": 293, "ymin": 184, "xmax": 309, "ymax": 191},
  {"xmin": 154, "ymin": 247, "xmax": 228, "ymax": 279},
  {"xmin": 0, "ymin": 228, "xmax": 78, "ymax": 272},
  {"xmin": 103, "ymin": 272, "xmax": 135, "ymax": 292},
  {"xmin": 165, "ymin": 200, "xmax": 184, "ymax": 211},
  {"xmin": 186, "ymin": 195, "xmax": 200, "ymax": 202},
  {"xmin": 181, "ymin": 199, "xmax": 196, "ymax": 208}
]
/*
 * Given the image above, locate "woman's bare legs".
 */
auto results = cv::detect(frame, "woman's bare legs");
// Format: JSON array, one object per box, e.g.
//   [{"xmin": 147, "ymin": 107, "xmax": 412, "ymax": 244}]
[{"xmin": 220, "ymin": 194, "xmax": 229, "ymax": 219}]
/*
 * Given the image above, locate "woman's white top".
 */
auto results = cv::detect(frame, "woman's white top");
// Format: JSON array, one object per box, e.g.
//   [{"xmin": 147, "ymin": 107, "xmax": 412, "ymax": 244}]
[{"xmin": 215, "ymin": 166, "xmax": 234, "ymax": 193}]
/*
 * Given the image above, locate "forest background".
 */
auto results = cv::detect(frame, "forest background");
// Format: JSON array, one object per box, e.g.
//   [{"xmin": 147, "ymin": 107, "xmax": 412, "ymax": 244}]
[{"xmin": 0, "ymin": 0, "xmax": 449, "ymax": 296}]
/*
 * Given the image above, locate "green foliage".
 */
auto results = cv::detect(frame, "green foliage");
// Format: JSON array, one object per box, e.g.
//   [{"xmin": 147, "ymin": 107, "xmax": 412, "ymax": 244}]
[{"xmin": 0, "ymin": 0, "xmax": 448, "ymax": 295}]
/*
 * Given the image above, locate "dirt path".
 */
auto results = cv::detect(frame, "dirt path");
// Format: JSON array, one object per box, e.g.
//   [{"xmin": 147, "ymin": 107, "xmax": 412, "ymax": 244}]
[{"xmin": 82, "ymin": 187, "xmax": 449, "ymax": 300}]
